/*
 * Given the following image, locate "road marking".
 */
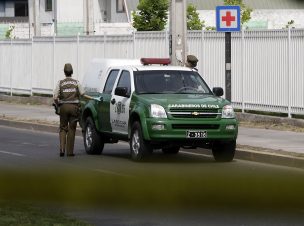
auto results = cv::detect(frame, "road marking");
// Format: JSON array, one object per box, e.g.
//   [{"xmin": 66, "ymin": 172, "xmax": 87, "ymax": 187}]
[
  {"xmin": 180, "ymin": 150, "xmax": 212, "ymax": 158},
  {"xmin": 0, "ymin": 150, "xmax": 25, "ymax": 157},
  {"xmin": 92, "ymin": 169, "xmax": 135, "ymax": 178}
]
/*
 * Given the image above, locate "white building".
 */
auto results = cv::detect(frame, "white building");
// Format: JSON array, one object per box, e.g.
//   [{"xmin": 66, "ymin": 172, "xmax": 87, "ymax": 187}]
[
  {"xmin": 0, "ymin": 0, "xmax": 133, "ymax": 38},
  {"xmin": 1, "ymin": 0, "xmax": 304, "ymax": 39},
  {"xmin": 194, "ymin": 0, "xmax": 304, "ymax": 29}
]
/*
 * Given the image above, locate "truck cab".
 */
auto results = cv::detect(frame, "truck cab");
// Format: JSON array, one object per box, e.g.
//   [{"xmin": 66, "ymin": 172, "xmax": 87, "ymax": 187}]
[{"xmin": 80, "ymin": 58, "xmax": 238, "ymax": 161}]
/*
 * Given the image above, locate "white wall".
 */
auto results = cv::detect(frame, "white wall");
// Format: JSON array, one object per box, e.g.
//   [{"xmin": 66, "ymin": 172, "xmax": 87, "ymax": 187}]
[
  {"xmin": 57, "ymin": 0, "xmax": 83, "ymax": 22},
  {"xmin": 39, "ymin": 0, "xmax": 54, "ymax": 24},
  {"xmin": 1, "ymin": 30, "xmax": 304, "ymax": 116},
  {"xmin": 251, "ymin": 10, "xmax": 304, "ymax": 29}
]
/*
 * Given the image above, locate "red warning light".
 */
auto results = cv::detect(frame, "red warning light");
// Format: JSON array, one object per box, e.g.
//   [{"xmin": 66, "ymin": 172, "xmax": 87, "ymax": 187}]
[{"xmin": 140, "ymin": 58, "xmax": 171, "ymax": 65}]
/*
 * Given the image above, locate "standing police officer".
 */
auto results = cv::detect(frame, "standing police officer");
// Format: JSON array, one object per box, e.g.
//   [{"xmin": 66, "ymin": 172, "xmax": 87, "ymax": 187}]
[{"xmin": 53, "ymin": 63, "xmax": 93, "ymax": 157}]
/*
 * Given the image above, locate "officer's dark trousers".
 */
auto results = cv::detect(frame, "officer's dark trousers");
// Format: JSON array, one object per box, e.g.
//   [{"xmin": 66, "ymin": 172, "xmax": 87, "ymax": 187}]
[{"xmin": 59, "ymin": 104, "xmax": 79, "ymax": 155}]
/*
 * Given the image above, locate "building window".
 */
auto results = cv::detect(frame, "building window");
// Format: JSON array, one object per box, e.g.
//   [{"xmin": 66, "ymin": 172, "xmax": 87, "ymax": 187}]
[
  {"xmin": 0, "ymin": 2, "xmax": 4, "ymax": 14},
  {"xmin": 46, "ymin": 0, "xmax": 52, "ymax": 11},
  {"xmin": 116, "ymin": 0, "xmax": 125, "ymax": 13},
  {"xmin": 15, "ymin": 3, "xmax": 28, "ymax": 17}
]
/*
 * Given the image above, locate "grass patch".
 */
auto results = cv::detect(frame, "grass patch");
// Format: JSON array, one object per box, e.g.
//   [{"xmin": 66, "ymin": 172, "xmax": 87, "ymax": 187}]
[{"xmin": 0, "ymin": 201, "xmax": 90, "ymax": 226}]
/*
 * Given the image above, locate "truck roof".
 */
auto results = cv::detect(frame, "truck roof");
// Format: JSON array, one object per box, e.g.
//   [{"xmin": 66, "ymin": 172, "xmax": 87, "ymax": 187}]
[{"xmin": 122, "ymin": 65, "xmax": 194, "ymax": 72}]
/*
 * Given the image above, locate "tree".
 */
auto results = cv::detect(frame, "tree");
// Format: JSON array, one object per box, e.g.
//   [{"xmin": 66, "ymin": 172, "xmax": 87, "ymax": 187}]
[
  {"xmin": 132, "ymin": 0, "xmax": 169, "ymax": 31},
  {"xmin": 284, "ymin": 20, "xmax": 295, "ymax": 29},
  {"xmin": 5, "ymin": 25, "xmax": 15, "ymax": 39},
  {"xmin": 187, "ymin": 4, "xmax": 204, "ymax": 30},
  {"xmin": 224, "ymin": 0, "xmax": 252, "ymax": 25}
]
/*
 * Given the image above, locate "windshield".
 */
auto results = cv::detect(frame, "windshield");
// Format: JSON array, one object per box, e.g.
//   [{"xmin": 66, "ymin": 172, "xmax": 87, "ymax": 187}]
[{"xmin": 134, "ymin": 70, "xmax": 212, "ymax": 94}]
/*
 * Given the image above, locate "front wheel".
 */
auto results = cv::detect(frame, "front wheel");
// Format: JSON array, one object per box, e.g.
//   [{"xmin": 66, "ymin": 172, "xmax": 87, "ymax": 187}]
[
  {"xmin": 130, "ymin": 121, "xmax": 152, "ymax": 161},
  {"xmin": 212, "ymin": 140, "xmax": 236, "ymax": 162},
  {"xmin": 83, "ymin": 117, "xmax": 104, "ymax": 155}
]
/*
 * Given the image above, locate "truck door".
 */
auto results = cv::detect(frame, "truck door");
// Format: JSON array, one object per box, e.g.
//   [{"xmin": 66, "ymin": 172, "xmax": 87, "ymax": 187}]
[
  {"xmin": 98, "ymin": 69, "xmax": 120, "ymax": 132},
  {"xmin": 110, "ymin": 70, "xmax": 132, "ymax": 135}
]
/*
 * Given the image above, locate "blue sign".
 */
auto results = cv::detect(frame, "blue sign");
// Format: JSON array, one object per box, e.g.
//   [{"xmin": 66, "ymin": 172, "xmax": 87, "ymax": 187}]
[{"xmin": 216, "ymin": 6, "xmax": 241, "ymax": 32}]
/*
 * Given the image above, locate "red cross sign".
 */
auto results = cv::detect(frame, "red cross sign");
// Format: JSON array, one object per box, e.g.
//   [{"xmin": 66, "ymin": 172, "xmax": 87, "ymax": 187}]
[
  {"xmin": 222, "ymin": 11, "xmax": 235, "ymax": 26},
  {"xmin": 216, "ymin": 6, "xmax": 241, "ymax": 32}
]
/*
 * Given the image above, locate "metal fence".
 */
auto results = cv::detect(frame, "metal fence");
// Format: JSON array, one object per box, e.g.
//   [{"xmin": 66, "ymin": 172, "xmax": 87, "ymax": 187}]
[{"xmin": 0, "ymin": 29, "xmax": 303, "ymax": 117}]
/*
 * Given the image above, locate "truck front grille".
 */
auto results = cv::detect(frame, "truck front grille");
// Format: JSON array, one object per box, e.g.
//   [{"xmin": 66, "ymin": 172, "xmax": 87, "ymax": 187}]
[
  {"xmin": 168, "ymin": 108, "xmax": 221, "ymax": 119},
  {"xmin": 172, "ymin": 124, "xmax": 220, "ymax": 130}
]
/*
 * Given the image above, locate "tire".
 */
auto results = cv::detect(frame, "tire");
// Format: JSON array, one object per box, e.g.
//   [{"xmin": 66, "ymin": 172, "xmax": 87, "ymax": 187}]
[
  {"xmin": 130, "ymin": 121, "xmax": 152, "ymax": 161},
  {"xmin": 162, "ymin": 146, "xmax": 180, "ymax": 154},
  {"xmin": 212, "ymin": 140, "xmax": 236, "ymax": 162},
  {"xmin": 83, "ymin": 117, "xmax": 104, "ymax": 155}
]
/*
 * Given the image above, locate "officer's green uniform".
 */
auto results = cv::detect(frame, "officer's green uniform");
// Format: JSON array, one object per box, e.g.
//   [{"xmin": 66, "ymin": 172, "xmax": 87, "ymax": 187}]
[{"xmin": 53, "ymin": 63, "xmax": 85, "ymax": 157}]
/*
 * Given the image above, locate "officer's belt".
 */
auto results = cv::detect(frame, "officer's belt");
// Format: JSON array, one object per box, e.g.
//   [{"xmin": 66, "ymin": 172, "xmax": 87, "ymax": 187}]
[{"xmin": 59, "ymin": 100, "xmax": 80, "ymax": 104}]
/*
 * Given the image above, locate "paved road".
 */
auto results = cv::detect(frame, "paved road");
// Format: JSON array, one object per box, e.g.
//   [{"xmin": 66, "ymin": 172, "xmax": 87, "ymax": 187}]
[
  {"xmin": 1, "ymin": 101, "xmax": 304, "ymax": 155},
  {"xmin": 1, "ymin": 126, "xmax": 304, "ymax": 225}
]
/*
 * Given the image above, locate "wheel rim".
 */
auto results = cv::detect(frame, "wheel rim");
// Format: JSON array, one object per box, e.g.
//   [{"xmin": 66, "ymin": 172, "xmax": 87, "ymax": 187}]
[
  {"xmin": 131, "ymin": 130, "xmax": 140, "ymax": 156},
  {"xmin": 85, "ymin": 126, "xmax": 92, "ymax": 148}
]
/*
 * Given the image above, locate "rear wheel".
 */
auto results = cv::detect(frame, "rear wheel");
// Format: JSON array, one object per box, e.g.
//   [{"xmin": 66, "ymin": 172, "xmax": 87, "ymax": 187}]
[
  {"xmin": 130, "ymin": 121, "xmax": 152, "ymax": 161},
  {"xmin": 212, "ymin": 140, "xmax": 236, "ymax": 162},
  {"xmin": 84, "ymin": 117, "xmax": 104, "ymax": 155},
  {"xmin": 162, "ymin": 146, "xmax": 180, "ymax": 154}
]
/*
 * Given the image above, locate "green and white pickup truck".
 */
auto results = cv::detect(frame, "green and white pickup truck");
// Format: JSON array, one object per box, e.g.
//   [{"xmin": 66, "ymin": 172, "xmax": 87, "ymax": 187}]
[{"xmin": 80, "ymin": 58, "xmax": 238, "ymax": 161}]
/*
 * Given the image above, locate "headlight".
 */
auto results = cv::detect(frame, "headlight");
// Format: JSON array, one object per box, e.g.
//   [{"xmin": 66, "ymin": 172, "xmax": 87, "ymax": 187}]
[
  {"xmin": 222, "ymin": 105, "xmax": 235, "ymax": 119},
  {"xmin": 150, "ymin": 104, "xmax": 167, "ymax": 118}
]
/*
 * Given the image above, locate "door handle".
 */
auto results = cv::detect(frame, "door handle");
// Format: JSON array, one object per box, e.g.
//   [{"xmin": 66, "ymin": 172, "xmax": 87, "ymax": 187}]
[{"xmin": 111, "ymin": 98, "xmax": 116, "ymax": 105}]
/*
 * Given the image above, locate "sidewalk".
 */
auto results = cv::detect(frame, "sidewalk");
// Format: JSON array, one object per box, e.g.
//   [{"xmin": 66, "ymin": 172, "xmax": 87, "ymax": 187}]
[{"xmin": 0, "ymin": 99, "xmax": 303, "ymax": 168}]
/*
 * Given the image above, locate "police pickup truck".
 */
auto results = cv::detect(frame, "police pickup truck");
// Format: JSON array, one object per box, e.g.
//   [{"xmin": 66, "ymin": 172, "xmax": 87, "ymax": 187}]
[{"xmin": 80, "ymin": 58, "xmax": 238, "ymax": 161}]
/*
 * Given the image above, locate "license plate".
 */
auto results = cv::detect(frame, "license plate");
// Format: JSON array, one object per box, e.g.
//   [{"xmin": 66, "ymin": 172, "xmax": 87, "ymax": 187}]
[{"xmin": 186, "ymin": 131, "xmax": 207, "ymax": 138}]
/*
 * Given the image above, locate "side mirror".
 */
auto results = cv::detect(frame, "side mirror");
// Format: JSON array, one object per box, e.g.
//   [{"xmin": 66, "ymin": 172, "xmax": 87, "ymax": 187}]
[
  {"xmin": 115, "ymin": 87, "xmax": 130, "ymax": 97},
  {"xmin": 212, "ymin": 87, "xmax": 224, "ymax": 97}
]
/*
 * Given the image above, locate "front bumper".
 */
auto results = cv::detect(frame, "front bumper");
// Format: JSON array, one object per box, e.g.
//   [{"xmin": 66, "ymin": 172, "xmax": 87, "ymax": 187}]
[{"xmin": 143, "ymin": 118, "xmax": 238, "ymax": 143}]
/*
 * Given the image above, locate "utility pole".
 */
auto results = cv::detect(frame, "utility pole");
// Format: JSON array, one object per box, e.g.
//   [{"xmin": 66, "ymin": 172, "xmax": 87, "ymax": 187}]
[
  {"xmin": 83, "ymin": 0, "xmax": 94, "ymax": 35},
  {"xmin": 53, "ymin": 0, "xmax": 57, "ymax": 35},
  {"xmin": 28, "ymin": 0, "xmax": 33, "ymax": 38},
  {"xmin": 169, "ymin": 0, "xmax": 187, "ymax": 66},
  {"xmin": 33, "ymin": 0, "xmax": 41, "ymax": 36}
]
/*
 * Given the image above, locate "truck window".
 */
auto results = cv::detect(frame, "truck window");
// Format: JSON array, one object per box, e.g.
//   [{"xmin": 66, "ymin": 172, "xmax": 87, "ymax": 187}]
[
  {"xmin": 117, "ymin": 70, "xmax": 131, "ymax": 95},
  {"xmin": 103, "ymin": 70, "xmax": 119, "ymax": 94},
  {"xmin": 134, "ymin": 70, "xmax": 212, "ymax": 95}
]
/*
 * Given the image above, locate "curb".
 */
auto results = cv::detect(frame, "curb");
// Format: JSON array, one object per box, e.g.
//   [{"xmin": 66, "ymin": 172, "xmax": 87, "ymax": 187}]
[
  {"xmin": 1, "ymin": 118, "xmax": 303, "ymax": 169},
  {"xmin": 236, "ymin": 112, "xmax": 304, "ymax": 128},
  {"xmin": 0, "ymin": 118, "xmax": 82, "ymax": 136},
  {"xmin": 235, "ymin": 148, "xmax": 304, "ymax": 169}
]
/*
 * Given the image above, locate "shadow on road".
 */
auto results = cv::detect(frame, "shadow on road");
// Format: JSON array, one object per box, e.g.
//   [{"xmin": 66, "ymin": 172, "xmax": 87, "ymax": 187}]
[{"xmin": 101, "ymin": 148, "xmax": 216, "ymax": 164}]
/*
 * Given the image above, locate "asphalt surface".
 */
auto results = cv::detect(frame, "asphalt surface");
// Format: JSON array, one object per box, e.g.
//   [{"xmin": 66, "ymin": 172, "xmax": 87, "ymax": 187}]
[
  {"xmin": 1, "ymin": 126, "xmax": 304, "ymax": 226},
  {"xmin": 0, "ymin": 100, "xmax": 304, "ymax": 168}
]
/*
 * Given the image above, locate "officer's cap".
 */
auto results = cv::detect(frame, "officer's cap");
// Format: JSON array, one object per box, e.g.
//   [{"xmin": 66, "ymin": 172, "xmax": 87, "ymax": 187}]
[
  {"xmin": 187, "ymin": 55, "xmax": 198, "ymax": 63},
  {"xmin": 64, "ymin": 63, "xmax": 73, "ymax": 76},
  {"xmin": 186, "ymin": 55, "xmax": 198, "ymax": 67}
]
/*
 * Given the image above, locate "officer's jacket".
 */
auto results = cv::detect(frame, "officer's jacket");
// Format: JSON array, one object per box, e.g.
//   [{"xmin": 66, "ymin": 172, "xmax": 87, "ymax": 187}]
[{"xmin": 58, "ymin": 78, "xmax": 80, "ymax": 104}]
